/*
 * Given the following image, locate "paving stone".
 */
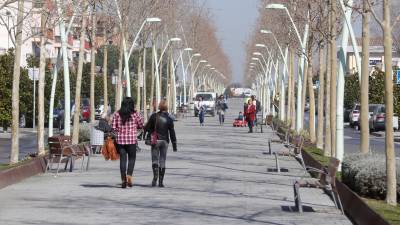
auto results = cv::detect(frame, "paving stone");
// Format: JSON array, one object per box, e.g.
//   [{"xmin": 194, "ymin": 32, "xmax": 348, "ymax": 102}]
[{"xmin": 0, "ymin": 98, "xmax": 352, "ymax": 225}]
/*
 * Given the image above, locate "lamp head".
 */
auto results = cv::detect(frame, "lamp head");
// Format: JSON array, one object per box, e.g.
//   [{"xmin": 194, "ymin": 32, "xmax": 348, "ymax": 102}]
[
  {"xmin": 260, "ymin": 29, "xmax": 272, "ymax": 34},
  {"xmin": 200, "ymin": 60, "xmax": 207, "ymax": 63},
  {"xmin": 146, "ymin": 17, "xmax": 161, "ymax": 23},
  {"xmin": 206, "ymin": 64, "xmax": 211, "ymax": 67},
  {"xmin": 170, "ymin": 37, "xmax": 181, "ymax": 42},
  {"xmin": 251, "ymin": 57, "xmax": 260, "ymax": 61},
  {"xmin": 255, "ymin": 44, "xmax": 267, "ymax": 48},
  {"xmin": 253, "ymin": 52, "xmax": 262, "ymax": 56},
  {"xmin": 193, "ymin": 53, "xmax": 201, "ymax": 57},
  {"xmin": 184, "ymin": 47, "xmax": 193, "ymax": 51},
  {"xmin": 266, "ymin": 3, "xmax": 286, "ymax": 9}
]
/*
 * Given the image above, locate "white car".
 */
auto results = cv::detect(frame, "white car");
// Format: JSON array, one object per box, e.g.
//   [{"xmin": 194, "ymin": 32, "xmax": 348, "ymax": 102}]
[{"xmin": 193, "ymin": 92, "xmax": 216, "ymax": 117}]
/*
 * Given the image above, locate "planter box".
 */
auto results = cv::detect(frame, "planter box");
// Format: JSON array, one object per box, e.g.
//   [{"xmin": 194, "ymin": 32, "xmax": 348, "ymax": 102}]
[
  {"xmin": 301, "ymin": 149, "xmax": 390, "ymax": 225},
  {"xmin": 0, "ymin": 157, "xmax": 46, "ymax": 190}
]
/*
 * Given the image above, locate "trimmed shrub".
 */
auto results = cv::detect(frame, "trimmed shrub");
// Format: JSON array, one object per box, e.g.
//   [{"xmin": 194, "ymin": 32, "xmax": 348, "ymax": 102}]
[
  {"xmin": 78, "ymin": 123, "xmax": 91, "ymax": 142},
  {"xmin": 342, "ymin": 154, "xmax": 400, "ymax": 202}
]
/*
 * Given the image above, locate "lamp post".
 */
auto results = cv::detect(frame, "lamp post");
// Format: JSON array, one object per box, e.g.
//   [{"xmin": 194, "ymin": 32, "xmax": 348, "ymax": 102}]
[
  {"xmin": 114, "ymin": 0, "xmax": 161, "ymax": 97},
  {"xmin": 266, "ymin": 3, "xmax": 309, "ymax": 131},
  {"xmin": 181, "ymin": 48, "xmax": 194, "ymax": 105},
  {"xmin": 190, "ymin": 59, "xmax": 207, "ymax": 99},
  {"xmin": 155, "ymin": 37, "xmax": 181, "ymax": 105}
]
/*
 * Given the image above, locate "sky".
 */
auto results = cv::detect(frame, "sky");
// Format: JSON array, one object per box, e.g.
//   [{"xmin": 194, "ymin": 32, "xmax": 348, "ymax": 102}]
[{"xmin": 203, "ymin": 0, "xmax": 260, "ymax": 83}]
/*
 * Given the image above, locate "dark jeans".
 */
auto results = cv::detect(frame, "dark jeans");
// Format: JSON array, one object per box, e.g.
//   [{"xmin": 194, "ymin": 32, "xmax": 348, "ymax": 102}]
[
  {"xmin": 248, "ymin": 120, "xmax": 254, "ymax": 132},
  {"xmin": 199, "ymin": 111, "xmax": 205, "ymax": 124},
  {"xmin": 218, "ymin": 112, "xmax": 225, "ymax": 124},
  {"xmin": 117, "ymin": 144, "xmax": 137, "ymax": 180},
  {"xmin": 151, "ymin": 140, "xmax": 169, "ymax": 168}
]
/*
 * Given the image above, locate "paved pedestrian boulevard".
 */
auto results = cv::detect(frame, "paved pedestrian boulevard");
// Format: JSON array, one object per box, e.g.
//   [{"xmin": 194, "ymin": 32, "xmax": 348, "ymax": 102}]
[{"xmin": 0, "ymin": 99, "xmax": 352, "ymax": 225}]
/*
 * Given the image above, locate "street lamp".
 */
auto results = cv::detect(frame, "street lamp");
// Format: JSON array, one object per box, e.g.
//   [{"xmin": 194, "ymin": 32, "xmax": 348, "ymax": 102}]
[
  {"xmin": 266, "ymin": 3, "xmax": 309, "ymax": 131},
  {"xmin": 158, "ymin": 37, "xmax": 182, "ymax": 65},
  {"xmin": 128, "ymin": 17, "xmax": 162, "ymax": 58}
]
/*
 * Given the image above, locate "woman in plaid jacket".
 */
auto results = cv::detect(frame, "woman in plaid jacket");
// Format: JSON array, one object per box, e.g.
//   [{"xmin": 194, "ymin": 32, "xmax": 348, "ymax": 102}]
[{"xmin": 112, "ymin": 97, "xmax": 144, "ymax": 188}]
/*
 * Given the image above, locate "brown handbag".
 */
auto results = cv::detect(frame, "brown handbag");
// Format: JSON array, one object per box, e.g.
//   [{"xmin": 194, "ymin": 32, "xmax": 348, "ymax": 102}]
[{"xmin": 102, "ymin": 137, "xmax": 119, "ymax": 161}]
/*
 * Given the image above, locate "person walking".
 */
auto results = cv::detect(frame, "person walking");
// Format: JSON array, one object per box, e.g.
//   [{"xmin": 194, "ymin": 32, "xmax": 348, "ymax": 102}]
[
  {"xmin": 197, "ymin": 96, "xmax": 206, "ymax": 126},
  {"xmin": 145, "ymin": 100, "xmax": 177, "ymax": 187},
  {"xmin": 245, "ymin": 99, "xmax": 256, "ymax": 133},
  {"xmin": 112, "ymin": 97, "xmax": 144, "ymax": 188},
  {"xmin": 216, "ymin": 95, "xmax": 228, "ymax": 125}
]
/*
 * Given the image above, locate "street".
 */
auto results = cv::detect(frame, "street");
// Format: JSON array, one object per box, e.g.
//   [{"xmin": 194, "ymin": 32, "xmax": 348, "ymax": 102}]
[{"xmin": 303, "ymin": 112, "xmax": 400, "ymax": 157}]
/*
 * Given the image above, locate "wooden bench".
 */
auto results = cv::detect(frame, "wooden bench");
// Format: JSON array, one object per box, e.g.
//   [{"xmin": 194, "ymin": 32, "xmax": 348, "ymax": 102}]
[
  {"xmin": 273, "ymin": 135, "xmax": 307, "ymax": 174},
  {"xmin": 46, "ymin": 136, "xmax": 90, "ymax": 175},
  {"xmin": 293, "ymin": 157, "xmax": 344, "ymax": 214}
]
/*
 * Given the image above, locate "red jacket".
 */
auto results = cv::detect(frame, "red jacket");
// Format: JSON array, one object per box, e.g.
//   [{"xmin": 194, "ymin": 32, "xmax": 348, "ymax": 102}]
[{"xmin": 246, "ymin": 104, "xmax": 256, "ymax": 122}]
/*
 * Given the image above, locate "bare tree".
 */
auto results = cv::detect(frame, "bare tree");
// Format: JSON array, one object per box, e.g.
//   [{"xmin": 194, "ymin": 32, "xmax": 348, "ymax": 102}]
[
  {"xmin": 37, "ymin": 0, "xmax": 49, "ymax": 155},
  {"xmin": 72, "ymin": 3, "xmax": 88, "ymax": 144},
  {"xmin": 360, "ymin": 0, "xmax": 370, "ymax": 154},
  {"xmin": 10, "ymin": 0, "xmax": 24, "ymax": 164},
  {"xmin": 368, "ymin": 0, "xmax": 397, "ymax": 207}
]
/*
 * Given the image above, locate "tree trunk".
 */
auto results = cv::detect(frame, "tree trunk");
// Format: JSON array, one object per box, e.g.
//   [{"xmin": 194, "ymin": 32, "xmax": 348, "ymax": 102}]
[
  {"xmin": 103, "ymin": 43, "xmax": 109, "ymax": 116},
  {"xmin": 317, "ymin": 45, "xmax": 325, "ymax": 149},
  {"xmin": 301, "ymin": 59, "xmax": 308, "ymax": 129},
  {"xmin": 325, "ymin": 38, "xmax": 332, "ymax": 156},
  {"xmin": 290, "ymin": 50, "xmax": 296, "ymax": 130},
  {"xmin": 10, "ymin": 0, "xmax": 25, "ymax": 164},
  {"xmin": 166, "ymin": 52, "xmax": 171, "ymax": 110},
  {"xmin": 37, "ymin": 3, "xmax": 48, "ymax": 155},
  {"xmin": 136, "ymin": 52, "xmax": 142, "ymax": 112},
  {"xmin": 330, "ymin": 0, "xmax": 338, "ymax": 157},
  {"xmin": 72, "ymin": 13, "xmax": 87, "ymax": 144},
  {"xmin": 90, "ymin": 11, "xmax": 96, "ymax": 123},
  {"xmin": 360, "ymin": 0, "xmax": 370, "ymax": 154},
  {"xmin": 143, "ymin": 47, "xmax": 147, "ymax": 121},
  {"xmin": 115, "ymin": 36, "xmax": 123, "ymax": 111},
  {"xmin": 382, "ymin": 0, "xmax": 397, "ymax": 206},
  {"xmin": 150, "ymin": 43, "xmax": 155, "ymax": 112},
  {"xmin": 287, "ymin": 49, "xmax": 293, "ymax": 125},
  {"xmin": 308, "ymin": 49, "xmax": 316, "ymax": 143}
]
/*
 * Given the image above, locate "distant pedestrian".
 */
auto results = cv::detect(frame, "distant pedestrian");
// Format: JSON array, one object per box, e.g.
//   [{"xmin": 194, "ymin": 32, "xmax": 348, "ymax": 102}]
[
  {"xmin": 145, "ymin": 100, "xmax": 177, "ymax": 187},
  {"xmin": 197, "ymin": 96, "xmax": 206, "ymax": 126},
  {"xmin": 216, "ymin": 95, "xmax": 228, "ymax": 125},
  {"xmin": 112, "ymin": 97, "xmax": 144, "ymax": 188},
  {"xmin": 245, "ymin": 99, "xmax": 256, "ymax": 133}
]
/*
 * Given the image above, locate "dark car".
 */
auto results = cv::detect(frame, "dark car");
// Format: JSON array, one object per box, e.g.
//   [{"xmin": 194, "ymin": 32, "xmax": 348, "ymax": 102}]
[{"xmin": 369, "ymin": 104, "xmax": 385, "ymax": 132}]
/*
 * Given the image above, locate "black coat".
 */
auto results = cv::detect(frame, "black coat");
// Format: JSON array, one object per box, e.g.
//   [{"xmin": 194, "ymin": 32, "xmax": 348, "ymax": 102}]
[{"xmin": 145, "ymin": 112, "xmax": 177, "ymax": 145}]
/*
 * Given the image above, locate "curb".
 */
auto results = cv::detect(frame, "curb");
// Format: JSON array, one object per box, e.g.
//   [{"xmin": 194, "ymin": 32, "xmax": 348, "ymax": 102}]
[
  {"xmin": 0, "ymin": 157, "xmax": 46, "ymax": 190},
  {"xmin": 301, "ymin": 150, "xmax": 390, "ymax": 225}
]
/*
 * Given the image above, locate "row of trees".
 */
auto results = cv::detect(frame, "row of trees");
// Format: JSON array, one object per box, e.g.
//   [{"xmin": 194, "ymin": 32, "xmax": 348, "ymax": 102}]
[
  {"xmin": 0, "ymin": 1, "xmax": 230, "ymax": 165},
  {"xmin": 245, "ymin": 0, "xmax": 398, "ymax": 206}
]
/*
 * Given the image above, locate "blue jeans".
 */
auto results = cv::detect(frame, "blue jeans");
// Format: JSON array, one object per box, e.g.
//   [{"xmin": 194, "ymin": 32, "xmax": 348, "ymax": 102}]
[{"xmin": 199, "ymin": 111, "xmax": 205, "ymax": 124}]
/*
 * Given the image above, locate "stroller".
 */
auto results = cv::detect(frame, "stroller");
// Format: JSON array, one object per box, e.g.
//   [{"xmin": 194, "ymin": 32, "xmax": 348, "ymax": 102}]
[{"xmin": 233, "ymin": 112, "xmax": 246, "ymax": 127}]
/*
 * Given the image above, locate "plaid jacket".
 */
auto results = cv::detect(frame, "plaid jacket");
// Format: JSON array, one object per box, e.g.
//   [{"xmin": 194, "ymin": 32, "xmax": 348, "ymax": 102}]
[{"xmin": 112, "ymin": 112, "xmax": 144, "ymax": 145}]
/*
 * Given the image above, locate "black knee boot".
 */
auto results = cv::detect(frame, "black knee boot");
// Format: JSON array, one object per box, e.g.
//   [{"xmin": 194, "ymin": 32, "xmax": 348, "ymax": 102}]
[
  {"xmin": 152, "ymin": 164, "xmax": 159, "ymax": 187},
  {"xmin": 159, "ymin": 168, "xmax": 165, "ymax": 187}
]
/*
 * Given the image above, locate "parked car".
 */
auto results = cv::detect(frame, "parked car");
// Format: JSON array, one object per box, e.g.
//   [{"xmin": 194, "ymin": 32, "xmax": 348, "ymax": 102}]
[
  {"xmin": 349, "ymin": 104, "xmax": 360, "ymax": 127},
  {"xmin": 368, "ymin": 104, "xmax": 389, "ymax": 132},
  {"xmin": 95, "ymin": 99, "xmax": 111, "ymax": 120}
]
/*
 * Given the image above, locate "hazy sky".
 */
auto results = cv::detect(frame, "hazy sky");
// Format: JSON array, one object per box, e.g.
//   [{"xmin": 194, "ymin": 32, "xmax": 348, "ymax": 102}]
[{"xmin": 204, "ymin": 0, "xmax": 260, "ymax": 83}]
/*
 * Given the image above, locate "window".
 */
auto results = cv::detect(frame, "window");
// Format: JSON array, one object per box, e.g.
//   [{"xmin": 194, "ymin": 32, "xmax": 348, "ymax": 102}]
[{"xmin": 33, "ymin": 0, "xmax": 43, "ymax": 8}]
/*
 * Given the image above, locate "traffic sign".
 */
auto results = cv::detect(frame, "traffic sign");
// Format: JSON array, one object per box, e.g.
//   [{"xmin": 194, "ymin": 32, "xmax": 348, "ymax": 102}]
[
  {"xmin": 397, "ymin": 70, "xmax": 400, "ymax": 85},
  {"xmin": 28, "ymin": 68, "xmax": 39, "ymax": 80}
]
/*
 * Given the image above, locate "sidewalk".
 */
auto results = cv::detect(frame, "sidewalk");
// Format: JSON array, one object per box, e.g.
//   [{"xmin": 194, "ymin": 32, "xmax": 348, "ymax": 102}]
[
  {"xmin": 371, "ymin": 130, "xmax": 400, "ymax": 142},
  {"xmin": 0, "ymin": 99, "xmax": 351, "ymax": 225}
]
